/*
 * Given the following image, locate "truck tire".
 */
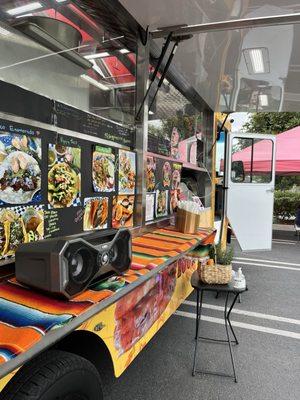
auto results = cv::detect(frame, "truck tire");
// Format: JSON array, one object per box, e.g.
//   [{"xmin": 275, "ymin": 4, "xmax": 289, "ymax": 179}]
[{"xmin": 0, "ymin": 350, "xmax": 103, "ymax": 400}]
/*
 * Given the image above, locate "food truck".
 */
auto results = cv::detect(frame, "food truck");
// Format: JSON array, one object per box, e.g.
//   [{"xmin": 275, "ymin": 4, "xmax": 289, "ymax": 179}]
[{"xmin": 0, "ymin": 0, "xmax": 297, "ymax": 398}]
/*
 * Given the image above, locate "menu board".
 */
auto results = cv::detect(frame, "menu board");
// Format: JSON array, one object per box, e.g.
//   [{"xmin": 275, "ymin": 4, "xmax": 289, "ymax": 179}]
[
  {"xmin": 55, "ymin": 102, "xmax": 134, "ymax": 147},
  {"xmin": 0, "ymin": 80, "xmax": 52, "ymax": 125},
  {"xmin": 148, "ymin": 131, "xmax": 158, "ymax": 154},
  {"xmin": 0, "ymin": 80, "xmax": 134, "ymax": 148},
  {"xmin": 0, "ymin": 118, "xmax": 139, "ymax": 263},
  {"xmin": 158, "ymin": 134, "xmax": 171, "ymax": 156}
]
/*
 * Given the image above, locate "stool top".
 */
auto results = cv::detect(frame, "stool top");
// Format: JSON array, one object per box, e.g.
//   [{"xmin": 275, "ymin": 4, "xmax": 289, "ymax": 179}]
[{"xmin": 191, "ymin": 271, "xmax": 247, "ymax": 293}]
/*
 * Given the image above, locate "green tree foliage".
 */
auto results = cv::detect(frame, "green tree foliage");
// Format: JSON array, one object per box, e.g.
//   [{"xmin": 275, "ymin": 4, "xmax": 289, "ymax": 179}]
[
  {"xmin": 274, "ymin": 190, "xmax": 300, "ymax": 221},
  {"xmin": 243, "ymin": 112, "xmax": 300, "ymax": 135}
]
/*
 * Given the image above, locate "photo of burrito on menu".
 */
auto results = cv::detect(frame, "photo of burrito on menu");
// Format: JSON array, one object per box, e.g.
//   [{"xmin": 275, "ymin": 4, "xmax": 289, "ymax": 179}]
[
  {"xmin": 0, "ymin": 206, "xmax": 44, "ymax": 259},
  {"xmin": 83, "ymin": 197, "xmax": 108, "ymax": 231},
  {"xmin": 92, "ymin": 146, "xmax": 115, "ymax": 192},
  {"xmin": 112, "ymin": 195, "xmax": 134, "ymax": 228},
  {"xmin": 0, "ymin": 133, "xmax": 42, "ymax": 205},
  {"xmin": 118, "ymin": 150, "xmax": 136, "ymax": 195},
  {"xmin": 48, "ymin": 144, "xmax": 81, "ymax": 208}
]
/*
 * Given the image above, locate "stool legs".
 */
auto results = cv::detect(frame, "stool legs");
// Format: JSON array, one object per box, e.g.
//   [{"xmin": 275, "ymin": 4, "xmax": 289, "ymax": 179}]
[
  {"xmin": 192, "ymin": 290, "xmax": 240, "ymax": 382},
  {"xmin": 225, "ymin": 293, "xmax": 238, "ymax": 382},
  {"xmin": 192, "ymin": 289, "xmax": 203, "ymax": 376},
  {"xmin": 227, "ymin": 293, "xmax": 239, "ymax": 345}
]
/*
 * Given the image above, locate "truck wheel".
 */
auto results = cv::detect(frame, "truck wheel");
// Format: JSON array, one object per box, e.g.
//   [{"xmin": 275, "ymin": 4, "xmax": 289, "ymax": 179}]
[{"xmin": 0, "ymin": 350, "xmax": 103, "ymax": 400}]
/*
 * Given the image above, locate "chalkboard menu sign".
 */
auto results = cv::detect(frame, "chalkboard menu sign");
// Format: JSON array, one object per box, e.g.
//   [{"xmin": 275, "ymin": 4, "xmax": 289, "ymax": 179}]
[
  {"xmin": 55, "ymin": 102, "xmax": 135, "ymax": 147},
  {"xmin": 158, "ymin": 134, "xmax": 171, "ymax": 156},
  {"xmin": 148, "ymin": 131, "xmax": 158, "ymax": 154},
  {"xmin": 0, "ymin": 80, "xmax": 52, "ymax": 125},
  {"xmin": 0, "ymin": 80, "xmax": 135, "ymax": 149}
]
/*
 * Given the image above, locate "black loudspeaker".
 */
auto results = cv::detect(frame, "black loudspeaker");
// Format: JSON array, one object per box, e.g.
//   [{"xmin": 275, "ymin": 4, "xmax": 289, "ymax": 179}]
[{"xmin": 15, "ymin": 229, "xmax": 131, "ymax": 299}]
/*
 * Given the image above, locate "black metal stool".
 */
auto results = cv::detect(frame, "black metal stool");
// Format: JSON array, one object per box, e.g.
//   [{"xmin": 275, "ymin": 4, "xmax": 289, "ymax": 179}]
[{"xmin": 191, "ymin": 271, "xmax": 247, "ymax": 382}]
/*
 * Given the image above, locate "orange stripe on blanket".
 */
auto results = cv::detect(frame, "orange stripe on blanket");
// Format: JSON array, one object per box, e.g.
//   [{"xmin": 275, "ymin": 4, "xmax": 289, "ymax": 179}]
[
  {"xmin": 132, "ymin": 246, "xmax": 179, "ymax": 258},
  {"xmin": 72, "ymin": 289, "xmax": 114, "ymax": 303},
  {"xmin": 143, "ymin": 233, "xmax": 189, "ymax": 244},
  {"xmin": 133, "ymin": 237, "xmax": 181, "ymax": 250},
  {"xmin": 0, "ymin": 323, "xmax": 42, "ymax": 355},
  {"xmin": 0, "ymin": 282, "xmax": 91, "ymax": 316}
]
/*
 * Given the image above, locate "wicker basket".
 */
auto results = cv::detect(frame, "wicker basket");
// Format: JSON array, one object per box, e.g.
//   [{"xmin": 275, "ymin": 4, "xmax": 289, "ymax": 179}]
[{"xmin": 198, "ymin": 263, "xmax": 232, "ymax": 284}]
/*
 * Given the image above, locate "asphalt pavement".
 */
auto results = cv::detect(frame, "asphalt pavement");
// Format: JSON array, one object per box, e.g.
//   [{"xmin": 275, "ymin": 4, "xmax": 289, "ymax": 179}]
[{"xmin": 110, "ymin": 229, "xmax": 300, "ymax": 400}]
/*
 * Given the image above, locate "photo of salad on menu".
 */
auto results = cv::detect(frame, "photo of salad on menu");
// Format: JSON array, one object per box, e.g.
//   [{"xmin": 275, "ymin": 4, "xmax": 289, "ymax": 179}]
[
  {"xmin": 0, "ymin": 206, "xmax": 44, "ymax": 259},
  {"xmin": 83, "ymin": 197, "xmax": 108, "ymax": 231},
  {"xmin": 48, "ymin": 144, "xmax": 81, "ymax": 208},
  {"xmin": 92, "ymin": 146, "xmax": 115, "ymax": 192},
  {"xmin": 156, "ymin": 190, "xmax": 168, "ymax": 217},
  {"xmin": 118, "ymin": 150, "xmax": 136, "ymax": 195},
  {"xmin": 0, "ymin": 133, "xmax": 42, "ymax": 205},
  {"xmin": 146, "ymin": 156, "xmax": 156, "ymax": 192},
  {"xmin": 112, "ymin": 195, "xmax": 134, "ymax": 228}
]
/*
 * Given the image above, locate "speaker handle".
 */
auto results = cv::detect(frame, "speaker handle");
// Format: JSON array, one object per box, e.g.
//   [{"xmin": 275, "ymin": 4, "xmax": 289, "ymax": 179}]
[{"xmin": 93, "ymin": 229, "xmax": 131, "ymax": 252}]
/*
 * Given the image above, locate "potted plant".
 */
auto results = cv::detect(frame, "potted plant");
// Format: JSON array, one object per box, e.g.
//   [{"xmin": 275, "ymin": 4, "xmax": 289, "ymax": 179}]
[{"xmin": 199, "ymin": 244, "xmax": 234, "ymax": 284}]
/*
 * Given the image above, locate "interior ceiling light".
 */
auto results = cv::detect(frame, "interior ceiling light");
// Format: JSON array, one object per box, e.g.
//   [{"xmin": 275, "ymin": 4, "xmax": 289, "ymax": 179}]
[
  {"xmin": 259, "ymin": 94, "xmax": 269, "ymax": 107},
  {"xmin": 243, "ymin": 47, "xmax": 270, "ymax": 75},
  {"xmin": 91, "ymin": 60, "xmax": 105, "ymax": 78},
  {"xmin": 80, "ymin": 74, "xmax": 110, "ymax": 91},
  {"xmin": 85, "ymin": 52, "xmax": 110, "ymax": 60},
  {"xmin": 119, "ymin": 48, "xmax": 129, "ymax": 54},
  {"xmin": 149, "ymin": 110, "xmax": 154, "ymax": 115},
  {"xmin": 0, "ymin": 27, "xmax": 11, "ymax": 36},
  {"xmin": 7, "ymin": 2, "xmax": 42, "ymax": 16}
]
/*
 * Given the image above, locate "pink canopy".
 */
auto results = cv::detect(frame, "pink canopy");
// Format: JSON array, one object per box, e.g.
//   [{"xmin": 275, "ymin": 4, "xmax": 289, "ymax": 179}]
[{"xmin": 232, "ymin": 126, "xmax": 300, "ymax": 175}]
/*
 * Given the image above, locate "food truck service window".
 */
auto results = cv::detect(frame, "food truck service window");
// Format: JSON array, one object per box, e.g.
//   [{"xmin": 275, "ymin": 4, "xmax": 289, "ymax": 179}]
[{"xmin": 231, "ymin": 137, "xmax": 274, "ymax": 184}]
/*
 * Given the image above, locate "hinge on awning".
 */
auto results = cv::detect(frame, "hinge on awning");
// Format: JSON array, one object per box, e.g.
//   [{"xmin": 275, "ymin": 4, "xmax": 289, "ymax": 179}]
[{"xmin": 135, "ymin": 31, "xmax": 192, "ymax": 121}]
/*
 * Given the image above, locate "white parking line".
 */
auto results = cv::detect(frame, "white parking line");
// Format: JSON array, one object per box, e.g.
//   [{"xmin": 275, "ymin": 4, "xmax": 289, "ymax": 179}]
[
  {"xmin": 232, "ymin": 260, "xmax": 300, "ymax": 271},
  {"xmin": 273, "ymin": 240, "xmax": 296, "ymax": 245},
  {"xmin": 183, "ymin": 301, "xmax": 300, "ymax": 326},
  {"xmin": 234, "ymin": 257, "xmax": 300, "ymax": 267},
  {"xmin": 175, "ymin": 311, "xmax": 300, "ymax": 340}
]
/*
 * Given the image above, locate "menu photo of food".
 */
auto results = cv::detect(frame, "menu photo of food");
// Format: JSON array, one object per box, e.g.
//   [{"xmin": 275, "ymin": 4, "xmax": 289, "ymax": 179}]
[
  {"xmin": 146, "ymin": 156, "xmax": 156, "ymax": 192},
  {"xmin": 172, "ymin": 162, "xmax": 182, "ymax": 189},
  {"xmin": 48, "ymin": 144, "xmax": 81, "ymax": 209},
  {"xmin": 170, "ymin": 189, "xmax": 180, "ymax": 213},
  {"xmin": 118, "ymin": 150, "xmax": 136, "ymax": 195},
  {"xmin": 171, "ymin": 127, "xmax": 180, "ymax": 159},
  {"xmin": 0, "ymin": 133, "xmax": 42, "ymax": 205},
  {"xmin": 0, "ymin": 206, "xmax": 44, "ymax": 259},
  {"xmin": 83, "ymin": 197, "xmax": 109, "ymax": 231},
  {"xmin": 146, "ymin": 193, "xmax": 155, "ymax": 222},
  {"xmin": 156, "ymin": 190, "xmax": 169, "ymax": 218},
  {"xmin": 162, "ymin": 161, "xmax": 172, "ymax": 188},
  {"xmin": 112, "ymin": 195, "xmax": 134, "ymax": 228},
  {"xmin": 92, "ymin": 146, "xmax": 115, "ymax": 192}
]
